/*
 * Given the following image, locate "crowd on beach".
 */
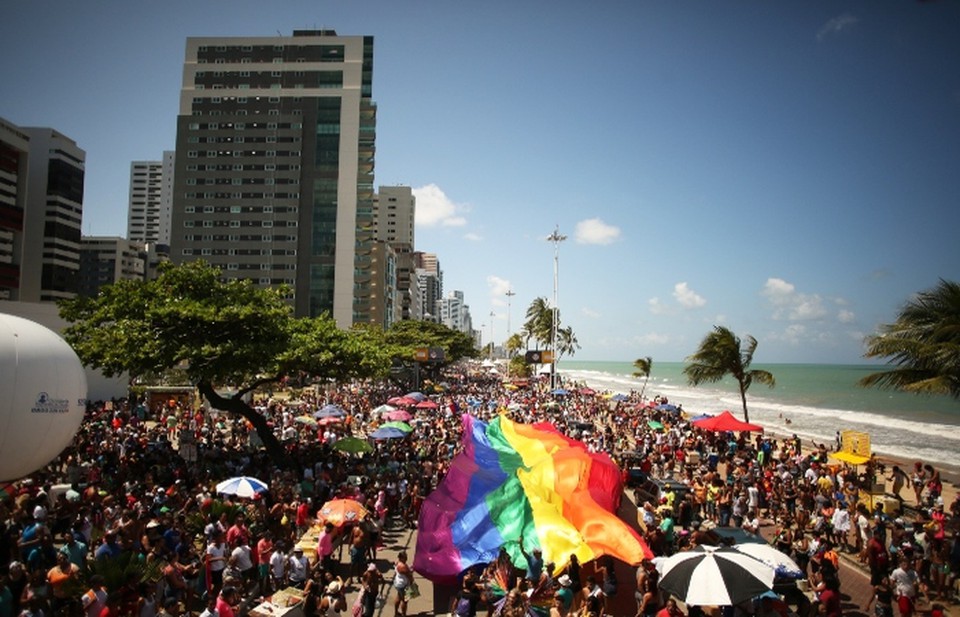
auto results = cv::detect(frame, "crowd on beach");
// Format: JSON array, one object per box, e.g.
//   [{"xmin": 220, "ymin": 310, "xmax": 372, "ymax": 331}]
[{"xmin": 1, "ymin": 366, "xmax": 959, "ymax": 617}]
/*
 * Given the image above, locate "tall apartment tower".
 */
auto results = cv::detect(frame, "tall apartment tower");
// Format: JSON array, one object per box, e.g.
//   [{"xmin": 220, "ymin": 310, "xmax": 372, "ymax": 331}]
[
  {"xmin": 13, "ymin": 125, "xmax": 85, "ymax": 302},
  {"xmin": 128, "ymin": 151, "xmax": 174, "ymax": 246},
  {"xmin": 170, "ymin": 30, "xmax": 376, "ymax": 326},
  {"xmin": 372, "ymin": 185, "xmax": 415, "ymax": 248},
  {"xmin": 0, "ymin": 118, "xmax": 29, "ymax": 300}
]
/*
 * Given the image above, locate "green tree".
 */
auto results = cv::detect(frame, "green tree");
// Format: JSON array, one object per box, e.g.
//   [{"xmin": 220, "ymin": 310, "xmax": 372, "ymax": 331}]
[
  {"xmin": 522, "ymin": 297, "xmax": 553, "ymax": 349},
  {"xmin": 383, "ymin": 319, "xmax": 479, "ymax": 363},
  {"xmin": 683, "ymin": 326, "xmax": 775, "ymax": 423},
  {"xmin": 58, "ymin": 261, "xmax": 394, "ymax": 467},
  {"xmin": 633, "ymin": 356, "xmax": 653, "ymax": 400},
  {"xmin": 505, "ymin": 333, "xmax": 524, "ymax": 359},
  {"xmin": 860, "ymin": 279, "xmax": 960, "ymax": 398},
  {"xmin": 555, "ymin": 325, "xmax": 580, "ymax": 360}
]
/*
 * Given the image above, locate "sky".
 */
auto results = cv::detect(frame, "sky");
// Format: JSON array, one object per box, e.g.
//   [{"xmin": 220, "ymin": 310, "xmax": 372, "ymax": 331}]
[{"xmin": 3, "ymin": 1, "xmax": 959, "ymax": 364}]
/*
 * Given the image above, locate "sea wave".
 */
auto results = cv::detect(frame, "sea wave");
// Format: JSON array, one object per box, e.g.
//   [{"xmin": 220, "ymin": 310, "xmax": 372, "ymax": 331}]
[{"xmin": 560, "ymin": 368, "xmax": 960, "ymax": 471}]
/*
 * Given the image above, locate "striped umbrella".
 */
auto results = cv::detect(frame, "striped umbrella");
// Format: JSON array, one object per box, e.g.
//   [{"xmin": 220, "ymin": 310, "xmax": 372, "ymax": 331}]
[
  {"xmin": 215, "ymin": 476, "xmax": 269, "ymax": 498},
  {"xmin": 658, "ymin": 545, "xmax": 775, "ymax": 606}
]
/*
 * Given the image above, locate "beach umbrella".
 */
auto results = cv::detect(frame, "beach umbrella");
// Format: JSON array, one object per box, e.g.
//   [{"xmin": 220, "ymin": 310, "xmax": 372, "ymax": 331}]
[
  {"xmin": 404, "ymin": 392, "xmax": 427, "ymax": 402},
  {"xmin": 611, "ymin": 393, "xmax": 630, "ymax": 402},
  {"xmin": 317, "ymin": 416, "xmax": 343, "ymax": 426},
  {"xmin": 318, "ymin": 498, "xmax": 369, "ymax": 527},
  {"xmin": 655, "ymin": 403, "xmax": 680, "ymax": 413},
  {"xmin": 388, "ymin": 396, "xmax": 417, "ymax": 407},
  {"xmin": 332, "ymin": 436, "xmax": 373, "ymax": 455},
  {"xmin": 658, "ymin": 545, "xmax": 775, "ymax": 606},
  {"xmin": 579, "ymin": 387, "xmax": 596, "ymax": 396},
  {"xmin": 647, "ymin": 420, "xmax": 664, "ymax": 430},
  {"xmin": 294, "ymin": 415, "xmax": 318, "ymax": 427},
  {"xmin": 729, "ymin": 543, "xmax": 804, "ymax": 580},
  {"xmin": 215, "ymin": 476, "xmax": 269, "ymax": 498},
  {"xmin": 314, "ymin": 404, "xmax": 346, "ymax": 419},
  {"xmin": 369, "ymin": 426, "xmax": 408, "ymax": 440},
  {"xmin": 551, "ymin": 388, "xmax": 570, "ymax": 396},
  {"xmin": 690, "ymin": 413, "xmax": 714, "ymax": 422},
  {"xmin": 372, "ymin": 404, "xmax": 397, "ymax": 415},
  {"xmin": 415, "ymin": 399, "xmax": 439, "ymax": 410},
  {"xmin": 381, "ymin": 421, "xmax": 413, "ymax": 433},
  {"xmin": 383, "ymin": 409, "xmax": 413, "ymax": 422}
]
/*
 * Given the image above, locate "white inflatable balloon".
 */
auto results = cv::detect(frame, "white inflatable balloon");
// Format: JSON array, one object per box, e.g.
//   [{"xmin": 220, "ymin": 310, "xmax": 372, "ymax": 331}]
[{"xmin": 0, "ymin": 313, "xmax": 87, "ymax": 482}]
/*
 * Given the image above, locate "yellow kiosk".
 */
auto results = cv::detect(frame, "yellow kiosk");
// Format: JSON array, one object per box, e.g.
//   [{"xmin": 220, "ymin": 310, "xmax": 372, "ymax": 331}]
[{"xmin": 829, "ymin": 430, "xmax": 895, "ymax": 513}]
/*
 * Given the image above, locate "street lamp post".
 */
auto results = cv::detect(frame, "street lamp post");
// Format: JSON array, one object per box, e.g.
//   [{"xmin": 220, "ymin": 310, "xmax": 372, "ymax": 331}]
[
  {"xmin": 547, "ymin": 226, "xmax": 566, "ymax": 390},
  {"xmin": 489, "ymin": 311, "xmax": 495, "ymax": 359},
  {"xmin": 505, "ymin": 289, "xmax": 515, "ymax": 338}
]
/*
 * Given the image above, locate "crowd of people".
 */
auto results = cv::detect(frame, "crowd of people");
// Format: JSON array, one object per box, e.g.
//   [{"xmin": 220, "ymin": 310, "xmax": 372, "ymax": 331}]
[{"xmin": 1, "ymin": 368, "xmax": 958, "ymax": 617}]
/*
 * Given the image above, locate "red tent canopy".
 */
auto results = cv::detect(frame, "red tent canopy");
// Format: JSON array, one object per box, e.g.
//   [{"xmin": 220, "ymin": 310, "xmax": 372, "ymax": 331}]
[{"xmin": 692, "ymin": 410, "xmax": 763, "ymax": 432}]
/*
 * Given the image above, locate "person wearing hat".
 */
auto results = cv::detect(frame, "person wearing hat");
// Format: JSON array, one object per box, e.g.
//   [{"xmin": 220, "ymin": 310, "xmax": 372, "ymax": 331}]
[
  {"xmin": 554, "ymin": 574, "xmax": 575, "ymax": 616},
  {"xmin": 318, "ymin": 579, "xmax": 347, "ymax": 615},
  {"xmin": 287, "ymin": 545, "xmax": 310, "ymax": 588}
]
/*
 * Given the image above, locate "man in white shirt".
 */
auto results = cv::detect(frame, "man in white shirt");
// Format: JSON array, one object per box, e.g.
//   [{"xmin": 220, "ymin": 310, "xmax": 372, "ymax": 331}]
[
  {"xmin": 287, "ymin": 546, "xmax": 310, "ymax": 588},
  {"xmin": 269, "ymin": 544, "xmax": 287, "ymax": 592},
  {"xmin": 890, "ymin": 557, "xmax": 919, "ymax": 617}
]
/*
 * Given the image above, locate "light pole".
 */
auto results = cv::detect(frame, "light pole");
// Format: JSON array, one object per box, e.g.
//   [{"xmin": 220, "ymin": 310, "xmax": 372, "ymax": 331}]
[
  {"xmin": 505, "ymin": 289, "xmax": 515, "ymax": 337},
  {"xmin": 547, "ymin": 226, "xmax": 566, "ymax": 390},
  {"xmin": 489, "ymin": 311, "xmax": 495, "ymax": 359}
]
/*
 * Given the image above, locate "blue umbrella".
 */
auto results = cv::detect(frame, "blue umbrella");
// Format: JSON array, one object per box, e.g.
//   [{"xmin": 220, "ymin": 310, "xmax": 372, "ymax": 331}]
[
  {"xmin": 551, "ymin": 388, "xmax": 570, "ymax": 396},
  {"xmin": 405, "ymin": 392, "xmax": 427, "ymax": 402},
  {"xmin": 368, "ymin": 426, "xmax": 408, "ymax": 440},
  {"xmin": 655, "ymin": 403, "xmax": 680, "ymax": 413},
  {"xmin": 611, "ymin": 393, "xmax": 630, "ymax": 402},
  {"xmin": 315, "ymin": 404, "xmax": 346, "ymax": 419},
  {"xmin": 691, "ymin": 413, "xmax": 714, "ymax": 422}
]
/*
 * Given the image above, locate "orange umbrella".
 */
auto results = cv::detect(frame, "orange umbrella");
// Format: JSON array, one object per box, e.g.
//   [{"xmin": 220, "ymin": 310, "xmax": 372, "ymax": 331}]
[{"xmin": 317, "ymin": 498, "xmax": 369, "ymax": 527}]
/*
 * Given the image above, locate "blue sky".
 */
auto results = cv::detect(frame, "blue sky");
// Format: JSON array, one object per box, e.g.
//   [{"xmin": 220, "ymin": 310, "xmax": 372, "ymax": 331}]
[{"xmin": 3, "ymin": 1, "xmax": 959, "ymax": 364}]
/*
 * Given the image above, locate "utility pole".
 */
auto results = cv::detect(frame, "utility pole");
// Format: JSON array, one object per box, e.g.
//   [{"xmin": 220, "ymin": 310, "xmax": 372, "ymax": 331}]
[{"xmin": 547, "ymin": 226, "xmax": 566, "ymax": 390}]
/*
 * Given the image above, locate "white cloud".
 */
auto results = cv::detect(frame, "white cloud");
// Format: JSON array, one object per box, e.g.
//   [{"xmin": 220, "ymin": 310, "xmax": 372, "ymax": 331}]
[
  {"xmin": 816, "ymin": 13, "xmax": 858, "ymax": 41},
  {"xmin": 574, "ymin": 218, "xmax": 621, "ymax": 245},
  {"xmin": 771, "ymin": 324, "xmax": 807, "ymax": 345},
  {"xmin": 648, "ymin": 297, "xmax": 671, "ymax": 315},
  {"xmin": 838, "ymin": 309, "xmax": 856, "ymax": 324},
  {"xmin": 761, "ymin": 277, "xmax": 827, "ymax": 321},
  {"xmin": 673, "ymin": 282, "xmax": 706, "ymax": 309},
  {"xmin": 413, "ymin": 183, "xmax": 469, "ymax": 227},
  {"xmin": 581, "ymin": 307, "xmax": 601, "ymax": 319},
  {"xmin": 486, "ymin": 275, "xmax": 512, "ymax": 307},
  {"xmin": 464, "ymin": 232, "xmax": 482, "ymax": 242},
  {"xmin": 635, "ymin": 332, "xmax": 670, "ymax": 346}
]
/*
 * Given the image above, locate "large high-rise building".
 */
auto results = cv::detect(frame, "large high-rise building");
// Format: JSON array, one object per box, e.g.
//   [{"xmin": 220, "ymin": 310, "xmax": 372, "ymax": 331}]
[
  {"xmin": 78, "ymin": 236, "xmax": 146, "ymax": 298},
  {"xmin": 372, "ymin": 185, "xmax": 414, "ymax": 248},
  {"xmin": 4, "ymin": 123, "xmax": 85, "ymax": 303},
  {"xmin": 169, "ymin": 30, "xmax": 376, "ymax": 327},
  {"xmin": 0, "ymin": 118, "xmax": 29, "ymax": 300},
  {"xmin": 128, "ymin": 152, "xmax": 174, "ymax": 246}
]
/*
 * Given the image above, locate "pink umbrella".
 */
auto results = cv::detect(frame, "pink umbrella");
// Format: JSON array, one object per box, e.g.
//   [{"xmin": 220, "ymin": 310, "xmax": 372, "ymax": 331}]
[
  {"xmin": 384, "ymin": 409, "xmax": 413, "ymax": 422},
  {"xmin": 387, "ymin": 396, "xmax": 417, "ymax": 406},
  {"xmin": 317, "ymin": 416, "xmax": 344, "ymax": 426},
  {"xmin": 415, "ymin": 399, "xmax": 439, "ymax": 410}
]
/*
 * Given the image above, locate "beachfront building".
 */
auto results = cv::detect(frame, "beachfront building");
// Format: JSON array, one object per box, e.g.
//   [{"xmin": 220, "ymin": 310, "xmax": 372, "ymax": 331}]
[
  {"xmin": 416, "ymin": 251, "xmax": 442, "ymax": 323},
  {"xmin": 0, "ymin": 120, "xmax": 85, "ymax": 303},
  {"xmin": 78, "ymin": 236, "xmax": 146, "ymax": 298},
  {"xmin": 373, "ymin": 185, "xmax": 419, "ymax": 322},
  {"xmin": 127, "ymin": 152, "xmax": 174, "ymax": 246},
  {"xmin": 0, "ymin": 118, "xmax": 30, "ymax": 300},
  {"xmin": 439, "ymin": 290, "xmax": 473, "ymax": 335},
  {"xmin": 169, "ymin": 30, "xmax": 376, "ymax": 327}
]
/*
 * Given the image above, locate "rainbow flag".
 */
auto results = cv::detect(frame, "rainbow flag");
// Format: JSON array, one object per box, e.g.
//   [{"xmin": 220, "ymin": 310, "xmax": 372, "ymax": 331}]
[{"xmin": 414, "ymin": 414, "xmax": 651, "ymax": 584}]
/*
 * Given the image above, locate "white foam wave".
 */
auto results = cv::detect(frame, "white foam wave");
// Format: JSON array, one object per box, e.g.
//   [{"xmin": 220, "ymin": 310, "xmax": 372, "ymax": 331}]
[{"xmin": 560, "ymin": 368, "xmax": 960, "ymax": 469}]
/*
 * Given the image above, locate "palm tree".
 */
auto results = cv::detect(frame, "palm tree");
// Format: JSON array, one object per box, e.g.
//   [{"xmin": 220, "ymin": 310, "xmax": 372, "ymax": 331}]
[
  {"xmin": 633, "ymin": 356, "xmax": 652, "ymax": 400},
  {"xmin": 683, "ymin": 326, "xmax": 775, "ymax": 423},
  {"xmin": 505, "ymin": 333, "xmax": 524, "ymax": 359},
  {"xmin": 860, "ymin": 279, "xmax": 960, "ymax": 398},
  {"xmin": 523, "ymin": 297, "xmax": 553, "ymax": 349},
  {"xmin": 555, "ymin": 326, "xmax": 580, "ymax": 360}
]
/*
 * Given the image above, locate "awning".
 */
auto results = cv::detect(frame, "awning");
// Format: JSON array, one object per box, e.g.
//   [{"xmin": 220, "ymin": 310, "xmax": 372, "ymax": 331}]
[{"xmin": 829, "ymin": 451, "xmax": 871, "ymax": 465}]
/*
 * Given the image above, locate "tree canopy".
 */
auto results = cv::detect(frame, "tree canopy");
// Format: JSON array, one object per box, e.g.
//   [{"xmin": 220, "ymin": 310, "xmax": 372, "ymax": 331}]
[
  {"xmin": 683, "ymin": 326, "xmax": 775, "ymax": 423},
  {"xmin": 633, "ymin": 356, "xmax": 653, "ymax": 400},
  {"xmin": 59, "ymin": 261, "xmax": 396, "ymax": 465},
  {"xmin": 860, "ymin": 279, "xmax": 960, "ymax": 399}
]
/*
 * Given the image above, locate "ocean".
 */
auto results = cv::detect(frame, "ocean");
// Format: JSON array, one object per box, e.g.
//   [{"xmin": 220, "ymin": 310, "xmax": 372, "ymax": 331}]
[{"xmin": 557, "ymin": 361, "xmax": 960, "ymax": 472}]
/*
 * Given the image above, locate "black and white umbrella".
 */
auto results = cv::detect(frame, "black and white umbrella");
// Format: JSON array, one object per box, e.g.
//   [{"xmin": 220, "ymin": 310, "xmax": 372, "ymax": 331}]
[{"xmin": 658, "ymin": 545, "xmax": 775, "ymax": 606}]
